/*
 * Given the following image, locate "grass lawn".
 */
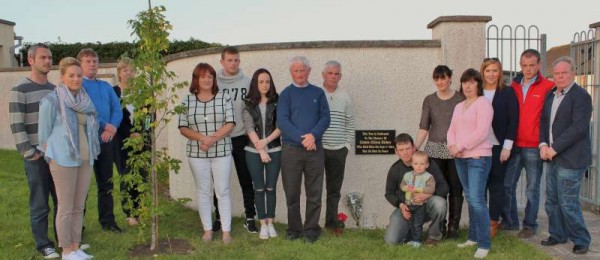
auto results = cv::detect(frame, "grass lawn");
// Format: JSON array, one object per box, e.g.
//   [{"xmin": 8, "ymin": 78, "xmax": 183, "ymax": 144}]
[{"xmin": 0, "ymin": 149, "xmax": 551, "ymax": 259}]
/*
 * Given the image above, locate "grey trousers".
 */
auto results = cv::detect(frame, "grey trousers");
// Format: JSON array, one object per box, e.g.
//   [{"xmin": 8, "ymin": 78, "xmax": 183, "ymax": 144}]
[
  {"xmin": 281, "ymin": 144, "xmax": 325, "ymax": 237},
  {"xmin": 384, "ymin": 195, "xmax": 447, "ymax": 244}
]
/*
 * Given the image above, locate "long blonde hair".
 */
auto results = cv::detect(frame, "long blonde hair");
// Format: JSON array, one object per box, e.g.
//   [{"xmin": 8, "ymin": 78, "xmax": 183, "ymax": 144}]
[
  {"xmin": 116, "ymin": 57, "xmax": 134, "ymax": 83},
  {"xmin": 480, "ymin": 58, "xmax": 505, "ymax": 90}
]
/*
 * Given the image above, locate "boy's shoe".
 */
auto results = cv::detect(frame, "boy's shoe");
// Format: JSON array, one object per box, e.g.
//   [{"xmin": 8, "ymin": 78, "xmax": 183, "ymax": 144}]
[
  {"xmin": 410, "ymin": 241, "xmax": 421, "ymax": 248},
  {"xmin": 259, "ymin": 225, "xmax": 269, "ymax": 239},
  {"xmin": 457, "ymin": 240, "xmax": 478, "ymax": 248},
  {"xmin": 268, "ymin": 224, "xmax": 278, "ymax": 238},
  {"xmin": 474, "ymin": 248, "xmax": 490, "ymax": 259},
  {"xmin": 244, "ymin": 218, "xmax": 258, "ymax": 233},
  {"xmin": 41, "ymin": 247, "xmax": 60, "ymax": 259}
]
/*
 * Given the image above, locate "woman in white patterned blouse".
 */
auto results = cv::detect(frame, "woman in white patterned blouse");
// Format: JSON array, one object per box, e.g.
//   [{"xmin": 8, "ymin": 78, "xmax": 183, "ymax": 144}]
[{"xmin": 179, "ymin": 63, "xmax": 235, "ymax": 244}]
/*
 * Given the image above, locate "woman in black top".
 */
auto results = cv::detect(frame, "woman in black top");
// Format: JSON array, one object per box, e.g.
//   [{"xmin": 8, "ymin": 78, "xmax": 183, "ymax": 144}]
[{"xmin": 242, "ymin": 68, "xmax": 281, "ymax": 239}]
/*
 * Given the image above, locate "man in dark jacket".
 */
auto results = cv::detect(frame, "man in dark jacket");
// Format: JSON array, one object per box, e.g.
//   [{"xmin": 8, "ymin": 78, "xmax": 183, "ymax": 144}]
[
  {"xmin": 539, "ymin": 57, "xmax": 591, "ymax": 255},
  {"xmin": 384, "ymin": 133, "xmax": 449, "ymax": 246}
]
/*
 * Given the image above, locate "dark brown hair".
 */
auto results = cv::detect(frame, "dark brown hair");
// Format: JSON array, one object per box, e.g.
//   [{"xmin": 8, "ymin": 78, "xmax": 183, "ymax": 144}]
[
  {"xmin": 246, "ymin": 68, "xmax": 278, "ymax": 106},
  {"xmin": 459, "ymin": 68, "xmax": 484, "ymax": 96}
]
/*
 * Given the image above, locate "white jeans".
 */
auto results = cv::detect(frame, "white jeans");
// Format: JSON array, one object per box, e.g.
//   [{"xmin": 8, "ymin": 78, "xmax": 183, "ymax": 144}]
[{"xmin": 188, "ymin": 155, "xmax": 232, "ymax": 232}]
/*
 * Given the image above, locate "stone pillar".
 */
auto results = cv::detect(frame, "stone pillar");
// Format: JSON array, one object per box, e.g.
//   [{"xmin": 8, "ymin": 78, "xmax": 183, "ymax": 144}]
[
  {"xmin": 0, "ymin": 19, "xmax": 16, "ymax": 68},
  {"xmin": 427, "ymin": 16, "xmax": 492, "ymax": 90}
]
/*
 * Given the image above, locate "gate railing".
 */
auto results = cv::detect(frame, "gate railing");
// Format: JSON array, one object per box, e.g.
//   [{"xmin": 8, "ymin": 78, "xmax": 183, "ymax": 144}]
[{"xmin": 571, "ymin": 28, "xmax": 600, "ymax": 209}]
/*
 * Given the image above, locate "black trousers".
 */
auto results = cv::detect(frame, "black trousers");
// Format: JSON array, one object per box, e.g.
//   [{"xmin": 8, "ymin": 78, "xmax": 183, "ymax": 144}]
[
  {"xmin": 487, "ymin": 145, "xmax": 507, "ymax": 221},
  {"xmin": 281, "ymin": 144, "xmax": 325, "ymax": 237},
  {"xmin": 93, "ymin": 141, "xmax": 117, "ymax": 226},
  {"xmin": 215, "ymin": 135, "xmax": 255, "ymax": 220},
  {"xmin": 324, "ymin": 147, "xmax": 348, "ymax": 228},
  {"xmin": 431, "ymin": 157, "xmax": 462, "ymax": 199}
]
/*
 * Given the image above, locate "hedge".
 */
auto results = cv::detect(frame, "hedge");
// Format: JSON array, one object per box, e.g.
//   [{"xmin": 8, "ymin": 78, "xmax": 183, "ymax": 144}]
[{"xmin": 17, "ymin": 38, "xmax": 221, "ymax": 65}]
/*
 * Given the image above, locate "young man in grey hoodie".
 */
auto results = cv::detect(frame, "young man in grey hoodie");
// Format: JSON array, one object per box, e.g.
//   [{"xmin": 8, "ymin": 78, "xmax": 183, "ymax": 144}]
[{"xmin": 213, "ymin": 46, "xmax": 257, "ymax": 233}]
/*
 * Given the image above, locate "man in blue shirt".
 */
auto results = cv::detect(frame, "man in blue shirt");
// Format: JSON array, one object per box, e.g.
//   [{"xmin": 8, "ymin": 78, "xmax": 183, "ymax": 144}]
[
  {"xmin": 77, "ymin": 48, "xmax": 123, "ymax": 233},
  {"xmin": 277, "ymin": 56, "xmax": 330, "ymax": 243}
]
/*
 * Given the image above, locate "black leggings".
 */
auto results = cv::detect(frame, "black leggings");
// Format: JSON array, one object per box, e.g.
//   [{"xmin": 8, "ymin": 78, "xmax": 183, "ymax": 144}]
[{"xmin": 431, "ymin": 157, "xmax": 462, "ymax": 199}]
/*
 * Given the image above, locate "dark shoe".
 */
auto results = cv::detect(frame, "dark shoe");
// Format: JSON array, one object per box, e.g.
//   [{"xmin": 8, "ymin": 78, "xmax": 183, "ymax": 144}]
[
  {"xmin": 212, "ymin": 219, "xmax": 222, "ymax": 232},
  {"xmin": 498, "ymin": 222, "xmax": 519, "ymax": 231},
  {"xmin": 447, "ymin": 196, "xmax": 463, "ymax": 239},
  {"xmin": 425, "ymin": 238, "xmax": 439, "ymax": 246},
  {"xmin": 244, "ymin": 219, "xmax": 258, "ymax": 233},
  {"xmin": 573, "ymin": 245, "xmax": 589, "ymax": 254},
  {"xmin": 517, "ymin": 227, "xmax": 534, "ymax": 238},
  {"xmin": 102, "ymin": 224, "xmax": 123, "ymax": 233},
  {"xmin": 41, "ymin": 247, "xmax": 60, "ymax": 259},
  {"xmin": 285, "ymin": 233, "xmax": 302, "ymax": 241},
  {"xmin": 305, "ymin": 235, "xmax": 319, "ymax": 243},
  {"xmin": 541, "ymin": 237, "xmax": 566, "ymax": 246}
]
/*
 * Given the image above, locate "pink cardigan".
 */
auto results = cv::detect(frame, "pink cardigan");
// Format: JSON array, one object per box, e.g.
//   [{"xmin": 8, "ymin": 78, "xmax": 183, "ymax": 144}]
[{"xmin": 447, "ymin": 96, "xmax": 493, "ymax": 158}]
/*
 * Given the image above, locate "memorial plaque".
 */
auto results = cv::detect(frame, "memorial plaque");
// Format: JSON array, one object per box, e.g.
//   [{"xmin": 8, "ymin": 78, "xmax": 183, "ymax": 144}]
[{"xmin": 355, "ymin": 130, "xmax": 395, "ymax": 155}]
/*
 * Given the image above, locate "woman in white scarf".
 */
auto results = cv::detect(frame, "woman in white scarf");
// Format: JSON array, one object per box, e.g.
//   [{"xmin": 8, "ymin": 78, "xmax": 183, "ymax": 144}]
[{"xmin": 38, "ymin": 57, "xmax": 99, "ymax": 260}]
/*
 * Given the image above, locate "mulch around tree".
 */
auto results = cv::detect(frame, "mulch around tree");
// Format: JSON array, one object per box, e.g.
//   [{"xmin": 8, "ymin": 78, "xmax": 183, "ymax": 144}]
[{"xmin": 128, "ymin": 238, "xmax": 193, "ymax": 257}]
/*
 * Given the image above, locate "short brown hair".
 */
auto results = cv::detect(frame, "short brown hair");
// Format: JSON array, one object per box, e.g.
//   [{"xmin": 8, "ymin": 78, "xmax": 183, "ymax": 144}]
[
  {"xmin": 221, "ymin": 46, "xmax": 239, "ymax": 59},
  {"xmin": 77, "ymin": 48, "xmax": 98, "ymax": 61},
  {"xmin": 189, "ymin": 63, "xmax": 218, "ymax": 95},
  {"xmin": 59, "ymin": 57, "xmax": 81, "ymax": 75}
]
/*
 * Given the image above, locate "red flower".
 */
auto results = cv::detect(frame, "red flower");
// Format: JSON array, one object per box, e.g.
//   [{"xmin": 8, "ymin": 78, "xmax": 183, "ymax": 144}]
[{"xmin": 337, "ymin": 212, "xmax": 348, "ymax": 222}]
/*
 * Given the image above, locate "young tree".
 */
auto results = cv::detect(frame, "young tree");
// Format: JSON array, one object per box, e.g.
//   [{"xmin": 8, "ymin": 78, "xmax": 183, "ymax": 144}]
[{"xmin": 124, "ymin": 5, "xmax": 187, "ymax": 250}]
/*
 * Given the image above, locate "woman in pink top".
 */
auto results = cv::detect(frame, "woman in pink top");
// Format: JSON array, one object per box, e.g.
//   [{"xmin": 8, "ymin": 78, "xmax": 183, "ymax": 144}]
[{"xmin": 447, "ymin": 69, "xmax": 493, "ymax": 259}]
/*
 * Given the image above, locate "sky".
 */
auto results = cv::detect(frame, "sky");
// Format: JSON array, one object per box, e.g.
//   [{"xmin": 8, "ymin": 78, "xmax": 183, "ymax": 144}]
[{"xmin": 1, "ymin": 0, "xmax": 598, "ymax": 51}]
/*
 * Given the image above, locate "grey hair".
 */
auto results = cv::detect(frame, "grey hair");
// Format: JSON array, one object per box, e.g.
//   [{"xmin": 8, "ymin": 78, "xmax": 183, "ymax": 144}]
[
  {"xmin": 323, "ymin": 60, "xmax": 341, "ymax": 72},
  {"xmin": 552, "ymin": 56, "xmax": 575, "ymax": 71},
  {"xmin": 27, "ymin": 43, "xmax": 50, "ymax": 59},
  {"xmin": 290, "ymin": 56, "xmax": 310, "ymax": 69}
]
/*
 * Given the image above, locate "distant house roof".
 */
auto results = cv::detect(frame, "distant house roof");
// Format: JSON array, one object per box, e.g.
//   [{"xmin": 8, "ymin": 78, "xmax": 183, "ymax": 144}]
[
  {"xmin": 0, "ymin": 19, "xmax": 15, "ymax": 26},
  {"xmin": 545, "ymin": 44, "xmax": 570, "ymax": 77}
]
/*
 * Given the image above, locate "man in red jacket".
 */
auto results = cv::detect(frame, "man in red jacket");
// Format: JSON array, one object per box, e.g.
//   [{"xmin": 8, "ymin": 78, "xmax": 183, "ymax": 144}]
[{"xmin": 501, "ymin": 49, "xmax": 553, "ymax": 238}]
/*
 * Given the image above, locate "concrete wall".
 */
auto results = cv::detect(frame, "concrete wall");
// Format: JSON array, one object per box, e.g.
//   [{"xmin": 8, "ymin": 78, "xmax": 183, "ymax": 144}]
[
  {"xmin": 0, "ymin": 19, "xmax": 16, "ymax": 68},
  {"xmin": 0, "ymin": 16, "xmax": 491, "ymax": 228}
]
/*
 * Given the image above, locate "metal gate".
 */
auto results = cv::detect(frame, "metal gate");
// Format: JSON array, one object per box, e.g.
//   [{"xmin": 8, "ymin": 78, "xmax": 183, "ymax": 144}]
[
  {"xmin": 571, "ymin": 28, "xmax": 600, "ymax": 210},
  {"xmin": 486, "ymin": 24, "xmax": 547, "ymax": 83},
  {"xmin": 486, "ymin": 25, "xmax": 547, "ymax": 208}
]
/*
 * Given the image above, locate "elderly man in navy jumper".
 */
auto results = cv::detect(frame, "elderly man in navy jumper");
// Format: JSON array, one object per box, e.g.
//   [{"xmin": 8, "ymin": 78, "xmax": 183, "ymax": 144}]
[
  {"xmin": 277, "ymin": 56, "xmax": 330, "ymax": 243},
  {"xmin": 77, "ymin": 48, "xmax": 123, "ymax": 233}
]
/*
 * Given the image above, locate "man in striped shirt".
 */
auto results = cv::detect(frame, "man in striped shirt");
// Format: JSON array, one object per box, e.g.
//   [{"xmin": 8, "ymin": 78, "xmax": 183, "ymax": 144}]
[
  {"xmin": 9, "ymin": 43, "xmax": 60, "ymax": 259},
  {"xmin": 320, "ymin": 61, "xmax": 356, "ymax": 230}
]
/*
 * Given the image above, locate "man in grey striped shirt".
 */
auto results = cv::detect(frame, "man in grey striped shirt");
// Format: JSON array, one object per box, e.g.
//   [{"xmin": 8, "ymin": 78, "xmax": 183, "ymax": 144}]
[
  {"xmin": 9, "ymin": 43, "xmax": 60, "ymax": 259},
  {"xmin": 320, "ymin": 60, "xmax": 356, "ymax": 230}
]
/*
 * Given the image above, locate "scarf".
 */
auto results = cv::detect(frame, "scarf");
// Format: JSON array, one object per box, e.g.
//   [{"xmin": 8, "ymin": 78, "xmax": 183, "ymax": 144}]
[{"xmin": 55, "ymin": 84, "xmax": 100, "ymax": 160}]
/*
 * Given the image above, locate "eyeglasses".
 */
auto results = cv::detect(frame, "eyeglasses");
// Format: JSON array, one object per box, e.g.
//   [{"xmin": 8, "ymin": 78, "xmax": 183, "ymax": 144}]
[{"xmin": 483, "ymin": 57, "xmax": 500, "ymax": 62}]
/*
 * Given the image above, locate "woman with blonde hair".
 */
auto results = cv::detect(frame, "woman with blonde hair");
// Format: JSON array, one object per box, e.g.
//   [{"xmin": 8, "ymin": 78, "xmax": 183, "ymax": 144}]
[
  {"xmin": 479, "ymin": 58, "xmax": 518, "ymax": 238},
  {"xmin": 39, "ymin": 57, "xmax": 100, "ymax": 260}
]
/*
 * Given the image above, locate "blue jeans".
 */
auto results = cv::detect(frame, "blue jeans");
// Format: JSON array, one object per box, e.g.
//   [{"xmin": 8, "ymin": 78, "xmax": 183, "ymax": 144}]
[
  {"xmin": 545, "ymin": 162, "xmax": 591, "ymax": 246},
  {"xmin": 246, "ymin": 151, "xmax": 281, "ymax": 219},
  {"xmin": 24, "ymin": 157, "xmax": 58, "ymax": 251},
  {"xmin": 384, "ymin": 195, "xmax": 447, "ymax": 244},
  {"xmin": 502, "ymin": 147, "xmax": 543, "ymax": 230},
  {"xmin": 455, "ymin": 157, "xmax": 491, "ymax": 250}
]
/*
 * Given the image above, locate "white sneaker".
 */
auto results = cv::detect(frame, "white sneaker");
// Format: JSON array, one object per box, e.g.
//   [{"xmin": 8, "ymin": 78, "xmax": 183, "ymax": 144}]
[
  {"xmin": 267, "ymin": 224, "xmax": 278, "ymax": 238},
  {"xmin": 457, "ymin": 240, "xmax": 477, "ymax": 248},
  {"xmin": 259, "ymin": 225, "xmax": 269, "ymax": 239},
  {"xmin": 474, "ymin": 248, "xmax": 490, "ymax": 259},
  {"xmin": 76, "ymin": 249, "xmax": 94, "ymax": 259},
  {"xmin": 62, "ymin": 251, "xmax": 86, "ymax": 260},
  {"xmin": 79, "ymin": 243, "xmax": 91, "ymax": 250}
]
